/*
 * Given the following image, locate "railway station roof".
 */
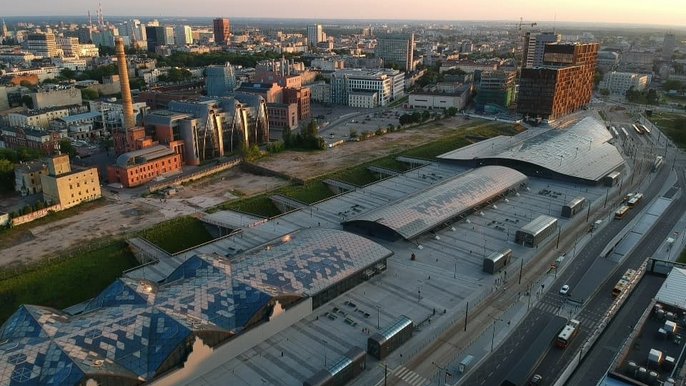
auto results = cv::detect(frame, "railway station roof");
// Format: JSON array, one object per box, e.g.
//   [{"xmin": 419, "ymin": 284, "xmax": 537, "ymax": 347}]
[
  {"xmin": 342, "ymin": 166, "xmax": 527, "ymax": 240},
  {"xmin": 438, "ymin": 117, "xmax": 624, "ymax": 183}
]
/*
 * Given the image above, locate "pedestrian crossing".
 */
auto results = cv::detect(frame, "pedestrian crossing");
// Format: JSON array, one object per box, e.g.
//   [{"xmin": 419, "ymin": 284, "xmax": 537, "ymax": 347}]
[
  {"xmin": 534, "ymin": 298, "xmax": 602, "ymax": 330},
  {"xmin": 375, "ymin": 365, "xmax": 429, "ymax": 386}
]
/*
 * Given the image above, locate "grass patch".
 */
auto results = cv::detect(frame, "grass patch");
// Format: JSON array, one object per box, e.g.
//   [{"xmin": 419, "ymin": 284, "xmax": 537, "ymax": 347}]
[
  {"xmin": 678, "ymin": 246, "xmax": 686, "ymax": 264},
  {"xmin": 277, "ymin": 182, "xmax": 334, "ymax": 204},
  {"xmin": 370, "ymin": 156, "xmax": 412, "ymax": 172},
  {"xmin": 139, "ymin": 216, "xmax": 214, "ymax": 253},
  {"xmin": 0, "ymin": 198, "xmax": 106, "ymax": 248},
  {"xmin": 218, "ymin": 193, "xmax": 281, "ymax": 218},
  {"xmin": 402, "ymin": 122, "xmax": 516, "ymax": 159},
  {"xmin": 648, "ymin": 112, "xmax": 686, "ymax": 149},
  {"xmin": 0, "ymin": 240, "xmax": 139, "ymax": 324}
]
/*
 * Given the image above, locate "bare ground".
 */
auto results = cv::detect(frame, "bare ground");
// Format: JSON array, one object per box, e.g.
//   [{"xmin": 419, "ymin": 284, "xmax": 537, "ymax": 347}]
[{"xmin": 256, "ymin": 116, "xmax": 494, "ymax": 181}]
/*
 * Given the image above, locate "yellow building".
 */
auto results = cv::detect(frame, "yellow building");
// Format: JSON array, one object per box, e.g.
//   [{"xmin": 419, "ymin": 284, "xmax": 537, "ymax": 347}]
[{"xmin": 41, "ymin": 154, "xmax": 102, "ymax": 209}]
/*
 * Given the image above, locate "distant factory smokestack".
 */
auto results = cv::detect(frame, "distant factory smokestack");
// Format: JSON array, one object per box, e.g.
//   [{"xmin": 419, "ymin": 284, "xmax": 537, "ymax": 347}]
[{"xmin": 115, "ymin": 37, "xmax": 135, "ymax": 129}]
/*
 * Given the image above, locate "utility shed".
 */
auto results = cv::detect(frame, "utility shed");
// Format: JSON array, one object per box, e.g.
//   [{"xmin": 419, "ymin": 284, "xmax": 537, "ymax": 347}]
[
  {"xmin": 561, "ymin": 196, "xmax": 586, "ymax": 218},
  {"xmin": 515, "ymin": 215, "xmax": 558, "ymax": 247}
]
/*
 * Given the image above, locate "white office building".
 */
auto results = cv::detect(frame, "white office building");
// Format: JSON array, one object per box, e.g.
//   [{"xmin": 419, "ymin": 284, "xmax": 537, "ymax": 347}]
[
  {"xmin": 330, "ymin": 68, "xmax": 405, "ymax": 108},
  {"xmin": 307, "ymin": 24, "xmax": 324, "ymax": 45},
  {"xmin": 175, "ymin": 25, "xmax": 193, "ymax": 46},
  {"xmin": 600, "ymin": 71, "xmax": 651, "ymax": 95}
]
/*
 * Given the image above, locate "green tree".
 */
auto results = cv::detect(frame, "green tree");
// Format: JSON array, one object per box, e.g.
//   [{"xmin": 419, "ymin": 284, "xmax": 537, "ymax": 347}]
[
  {"xmin": 21, "ymin": 95, "xmax": 34, "ymax": 108},
  {"xmin": 59, "ymin": 140, "xmax": 77, "ymax": 158},
  {"xmin": 130, "ymin": 77, "xmax": 146, "ymax": 90},
  {"xmin": 0, "ymin": 159, "xmax": 15, "ymax": 193},
  {"xmin": 663, "ymin": 80, "xmax": 683, "ymax": 91},
  {"xmin": 60, "ymin": 68, "xmax": 77, "ymax": 79},
  {"xmin": 81, "ymin": 88, "xmax": 99, "ymax": 100}
]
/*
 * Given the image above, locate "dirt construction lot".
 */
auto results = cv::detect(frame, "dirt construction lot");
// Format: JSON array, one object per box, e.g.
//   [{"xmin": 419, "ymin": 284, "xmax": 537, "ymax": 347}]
[
  {"xmin": 257, "ymin": 116, "xmax": 486, "ymax": 181},
  {"xmin": 0, "ymin": 116, "xmax": 500, "ymax": 268}
]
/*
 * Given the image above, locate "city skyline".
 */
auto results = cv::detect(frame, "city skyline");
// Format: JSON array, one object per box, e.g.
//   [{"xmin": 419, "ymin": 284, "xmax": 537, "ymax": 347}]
[{"xmin": 2, "ymin": 0, "xmax": 686, "ymax": 28}]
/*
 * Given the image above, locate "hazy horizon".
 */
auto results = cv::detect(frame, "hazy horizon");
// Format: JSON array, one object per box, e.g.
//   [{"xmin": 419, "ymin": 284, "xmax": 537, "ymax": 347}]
[{"xmin": 3, "ymin": 0, "xmax": 685, "ymax": 28}]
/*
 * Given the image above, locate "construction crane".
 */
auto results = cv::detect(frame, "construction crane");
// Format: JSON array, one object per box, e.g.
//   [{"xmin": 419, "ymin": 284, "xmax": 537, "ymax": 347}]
[{"xmin": 518, "ymin": 17, "xmax": 537, "ymax": 31}]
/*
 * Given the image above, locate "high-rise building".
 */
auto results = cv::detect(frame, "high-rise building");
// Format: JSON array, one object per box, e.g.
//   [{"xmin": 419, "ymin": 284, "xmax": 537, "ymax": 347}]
[
  {"xmin": 57, "ymin": 37, "xmax": 81, "ymax": 58},
  {"xmin": 26, "ymin": 32, "xmax": 58, "ymax": 58},
  {"xmin": 663, "ymin": 32, "xmax": 676, "ymax": 61},
  {"xmin": 307, "ymin": 24, "xmax": 324, "ymax": 46},
  {"xmin": 376, "ymin": 33, "xmax": 415, "ymax": 71},
  {"xmin": 522, "ymin": 31, "xmax": 560, "ymax": 68},
  {"xmin": 213, "ymin": 18, "xmax": 231, "ymax": 45},
  {"xmin": 145, "ymin": 26, "xmax": 165, "ymax": 52},
  {"xmin": 205, "ymin": 63, "xmax": 236, "ymax": 97},
  {"xmin": 476, "ymin": 70, "xmax": 517, "ymax": 111},
  {"xmin": 123, "ymin": 19, "xmax": 146, "ymax": 42},
  {"xmin": 163, "ymin": 26, "xmax": 175, "ymax": 46},
  {"xmin": 77, "ymin": 27, "xmax": 93, "ymax": 44},
  {"xmin": 175, "ymin": 25, "xmax": 193, "ymax": 46},
  {"xmin": 518, "ymin": 43, "xmax": 599, "ymax": 120}
]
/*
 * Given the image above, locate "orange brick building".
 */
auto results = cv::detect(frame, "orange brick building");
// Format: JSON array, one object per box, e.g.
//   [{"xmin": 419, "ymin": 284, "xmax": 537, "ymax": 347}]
[
  {"xmin": 518, "ymin": 43, "xmax": 599, "ymax": 120},
  {"xmin": 107, "ymin": 145, "xmax": 182, "ymax": 187}
]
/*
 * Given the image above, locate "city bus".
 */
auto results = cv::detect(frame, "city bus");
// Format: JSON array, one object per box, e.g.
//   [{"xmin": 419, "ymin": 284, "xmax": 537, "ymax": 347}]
[
  {"xmin": 556, "ymin": 319, "xmax": 580, "ymax": 348},
  {"xmin": 627, "ymin": 193, "xmax": 643, "ymax": 208},
  {"xmin": 615, "ymin": 205, "xmax": 630, "ymax": 219},
  {"xmin": 632, "ymin": 124, "xmax": 644, "ymax": 135},
  {"xmin": 640, "ymin": 123, "xmax": 651, "ymax": 135},
  {"xmin": 620, "ymin": 127, "xmax": 629, "ymax": 138},
  {"xmin": 611, "ymin": 127, "xmax": 619, "ymax": 138},
  {"xmin": 612, "ymin": 269, "xmax": 637, "ymax": 297}
]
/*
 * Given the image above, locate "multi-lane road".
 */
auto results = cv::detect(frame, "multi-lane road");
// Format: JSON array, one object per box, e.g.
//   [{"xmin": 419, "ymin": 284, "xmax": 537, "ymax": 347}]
[{"xmin": 460, "ymin": 122, "xmax": 685, "ymax": 385}]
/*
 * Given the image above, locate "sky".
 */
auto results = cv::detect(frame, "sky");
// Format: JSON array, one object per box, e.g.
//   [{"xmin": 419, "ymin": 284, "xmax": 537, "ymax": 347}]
[{"xmin": 4, "ymin": 0, "xmax": 686, "ymax": 27}]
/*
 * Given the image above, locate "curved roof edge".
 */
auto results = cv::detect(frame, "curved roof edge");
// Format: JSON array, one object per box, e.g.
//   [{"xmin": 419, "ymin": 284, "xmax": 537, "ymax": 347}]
[{"xmin": 343, "ymin": 166, "xmax": 528, "ymax": 240}]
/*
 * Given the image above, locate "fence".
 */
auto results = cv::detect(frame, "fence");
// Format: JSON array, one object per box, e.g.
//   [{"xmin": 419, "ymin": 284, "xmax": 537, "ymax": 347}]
[
  {"xmin": 10, "ymin": 204, "xmax": 63, "ymax": 226},
  {"xmin": 147, "ymin": 157, "xmax": 241, "ymax": 193}
]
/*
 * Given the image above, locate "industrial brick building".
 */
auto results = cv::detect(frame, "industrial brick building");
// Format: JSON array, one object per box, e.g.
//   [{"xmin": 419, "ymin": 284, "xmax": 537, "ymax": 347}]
[
  {"xmin": 518, "ymin": 43, "xmax": 599, "ymax": 120},
  {"xmin": 107, "ymin": 145, "xmax": 182, "ymax": 188}
]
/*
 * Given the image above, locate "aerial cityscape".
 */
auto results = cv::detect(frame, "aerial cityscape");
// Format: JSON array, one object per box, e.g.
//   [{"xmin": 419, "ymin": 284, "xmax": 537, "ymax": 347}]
[{"xmin": 0, "ymin": 1, "xmax": 685, "ymax": 386}]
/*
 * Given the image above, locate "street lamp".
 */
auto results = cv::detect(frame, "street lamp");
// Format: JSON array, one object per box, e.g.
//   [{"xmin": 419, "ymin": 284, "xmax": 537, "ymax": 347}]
[
  {"xmin": 491, "ymin": 317, "xmax": 510, "ymax": 351},
  {"xmin": 376, "ymin": 305, "xmax": 380, "ymax": 329},
  {"xmin": 322, "ymin": 339, "xmax": 328, "ymax": 367}
]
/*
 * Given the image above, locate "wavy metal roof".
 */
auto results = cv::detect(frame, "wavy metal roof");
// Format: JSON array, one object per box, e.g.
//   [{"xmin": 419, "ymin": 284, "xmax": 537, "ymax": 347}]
[
  {"xmin": 342, "ymin": 166, "xmax": 528, "ymax": 240},
  {"xmin": 0, "ymin": 228, "xmax": 391, "ymax": 386},
  {"xmin": 438, "ymin": 117, "xmax": 624, "ymax": 182}
]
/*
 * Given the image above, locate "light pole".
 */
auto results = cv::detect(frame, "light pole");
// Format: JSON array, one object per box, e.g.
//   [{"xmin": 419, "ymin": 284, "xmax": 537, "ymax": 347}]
[
  {"xmin": 491, "ymin": 317, "xmax": 510, "ymax": 351},
  {"xmin": 322, "ymin": 339, "xmax": 328, "ymax": 367},
  {"xmin": 376, "ymin": 305, "xmax": 380, "ymax": 329}
]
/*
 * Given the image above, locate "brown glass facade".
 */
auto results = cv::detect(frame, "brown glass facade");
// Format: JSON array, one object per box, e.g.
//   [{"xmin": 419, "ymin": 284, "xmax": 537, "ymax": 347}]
[{"xmin": 518, "ymin": 43, "xmax": 599, "ymax": 120}]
